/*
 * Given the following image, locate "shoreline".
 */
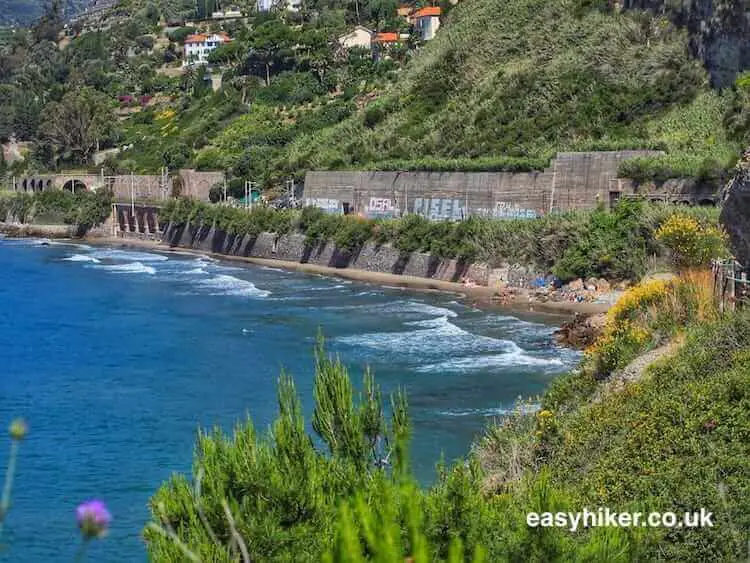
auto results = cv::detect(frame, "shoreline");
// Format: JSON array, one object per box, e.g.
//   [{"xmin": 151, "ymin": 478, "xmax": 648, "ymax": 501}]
[
  {"xmin": 89, "ymin": 235, "xmax": 611, "ymax": 317},
  {"xmin": 0, "ymin": 221, "xmax": 610, "ymax": 317}
]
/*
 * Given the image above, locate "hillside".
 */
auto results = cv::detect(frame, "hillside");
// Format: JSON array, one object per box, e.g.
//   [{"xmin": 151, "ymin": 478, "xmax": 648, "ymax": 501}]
[
  {"xmin": 0, "ymin": 0, "xmax": 98, "ymax": 26},
  {"xmin": 2, "ymin": 0, "xmax": 750, "ymax": 194},
  {"xmin": 277, "ymin": 0, "xmax": 741, "ymax": 180}
]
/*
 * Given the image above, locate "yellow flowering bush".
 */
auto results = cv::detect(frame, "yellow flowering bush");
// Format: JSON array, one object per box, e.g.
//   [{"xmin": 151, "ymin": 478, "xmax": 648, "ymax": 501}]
[
  {"xmin": 155, "ymin": 108, "xmax": 178, "ymax": 137},
  {"xmin": 607, "ymin": 279, "xmax": 670, "ymax": 325},
  {"xmin": 656, "ymin": 214, "xmax": 728, "ymax": 270},
  {"xmin": 586, "ymin": 279, "xmax": 673, "ymax": 377}
]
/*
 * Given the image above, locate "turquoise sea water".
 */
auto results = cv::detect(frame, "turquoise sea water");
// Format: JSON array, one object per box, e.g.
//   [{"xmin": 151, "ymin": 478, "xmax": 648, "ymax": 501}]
[{"xmin": 0, "ymin": 237, "xmax": 579, "ymax": 561}]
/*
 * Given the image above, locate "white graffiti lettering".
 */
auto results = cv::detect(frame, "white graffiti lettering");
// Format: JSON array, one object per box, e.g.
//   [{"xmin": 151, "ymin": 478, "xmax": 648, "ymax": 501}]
[
  {"xmin": 413, "ymin": 198, "xmax": 464, "ymax": 221},
  {"xmin": 305, "ymin": 197, "xmax": 343, "ymax": 214}
]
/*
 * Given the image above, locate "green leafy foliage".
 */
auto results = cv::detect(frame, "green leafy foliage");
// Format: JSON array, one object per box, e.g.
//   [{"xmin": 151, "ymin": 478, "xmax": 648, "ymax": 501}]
[
  {"xmin": 146, "ymin": 337, "xmax": 642, "ymax": 562},
  {"xmin": 0, "ymin": 189, "xmax": 112, "ymax": 227},
  {"xmin": 544, "ymin": 312, "xmax": 750, "ymax": 561},
  {"xmin": 163, "ymin": 198, "xmax": 725, "ymax": 280}
]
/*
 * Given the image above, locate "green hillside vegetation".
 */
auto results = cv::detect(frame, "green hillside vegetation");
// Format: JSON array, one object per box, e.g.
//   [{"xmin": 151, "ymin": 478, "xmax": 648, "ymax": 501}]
[
  {"xmin": 2, "ymin": 0, "xmax": 750, "ymax": 191},
  {"xmin": 277, "ymin": 0, "xmax": 742, "ymax": 180},
  {"xmin": 112, "ymin": 0, "xmax": 746, "ymax": 188}
]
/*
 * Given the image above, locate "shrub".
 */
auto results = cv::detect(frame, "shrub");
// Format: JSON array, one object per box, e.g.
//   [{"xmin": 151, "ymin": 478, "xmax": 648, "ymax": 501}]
[
  {"xmin": 552, "ymin": 199, "xmax": 649, "ymax": 281},
  {"xmin": 655, "ymin": 214, "xmax": 729, "ymax": 270}
]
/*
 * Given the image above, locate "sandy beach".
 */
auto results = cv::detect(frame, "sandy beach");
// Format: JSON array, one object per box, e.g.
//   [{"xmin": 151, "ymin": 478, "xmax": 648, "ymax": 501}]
[{"xmin": 87, "ymin": 235, "xmax": 611, "ymax": 316}]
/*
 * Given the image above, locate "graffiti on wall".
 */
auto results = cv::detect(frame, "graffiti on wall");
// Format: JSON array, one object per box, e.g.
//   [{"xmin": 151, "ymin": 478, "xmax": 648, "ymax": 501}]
[
  {"xmin": 304, "ymin": 197, "xmax": 343, "ymax": 214},
  {"xmin": 413, "ymin": 198, "xmax": 465, "ymax": 221},
  {"xmin": 365, "ymin": 197, "xmax": 400, "ymax": 218},
  {"xmin": 476, "ymin": 201, "xmax": 539, "ymax": 220}
]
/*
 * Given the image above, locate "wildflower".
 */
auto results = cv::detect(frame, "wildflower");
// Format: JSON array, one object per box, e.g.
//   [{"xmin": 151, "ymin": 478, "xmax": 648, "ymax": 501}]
[
  {"xmin": 8, "ymin": 419, "xmax": 27, "ymax": 441},
  {"xmin": 77, "ymin": 500, "xmax": 112, "ymax": 540}
]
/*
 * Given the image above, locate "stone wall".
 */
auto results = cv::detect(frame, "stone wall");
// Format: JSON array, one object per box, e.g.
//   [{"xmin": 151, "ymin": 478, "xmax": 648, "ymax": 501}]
[
  {"xmin": 162, "ymin": 222, "xmax": 505, "ymax": 284},
  {"xmin": 7, "ymin": 169, "xmax": 223, "ymax": 202},
  {"xmin": 303, "ymin": 150, "xmax": 662, "ymax": 218}
]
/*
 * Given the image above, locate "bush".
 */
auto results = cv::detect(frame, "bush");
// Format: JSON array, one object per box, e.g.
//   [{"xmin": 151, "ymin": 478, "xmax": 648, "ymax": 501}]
[
  {"xmin": 145, "ymin": 337, "xmax": 640, "ymax": 562},
  {"xmin": 656, "ymin": 214, "xmax": 729, "ymax": 270},
  {"xmin": 552, "ymin": 199, "xmax": 649, "ymax": 281}
]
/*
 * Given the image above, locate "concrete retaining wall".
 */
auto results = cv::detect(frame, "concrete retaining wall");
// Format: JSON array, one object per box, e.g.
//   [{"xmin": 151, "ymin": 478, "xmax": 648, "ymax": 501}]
[
  {"xmin": 162, "ymin": 222, "xmax": 522, "ymax": 285},
  {"xmin": 303, "ymin": 151, "xmax": 663, "ymax": 218}
]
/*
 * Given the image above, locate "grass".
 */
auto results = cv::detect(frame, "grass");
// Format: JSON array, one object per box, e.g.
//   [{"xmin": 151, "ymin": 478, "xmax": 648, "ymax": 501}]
[
  {"xmin": 480, "ymin": 271, "xmax": 750, "ymax": 561},
  {"xmin": 276, "ymin": 0, "xmax": 740, "ymax": 180}
]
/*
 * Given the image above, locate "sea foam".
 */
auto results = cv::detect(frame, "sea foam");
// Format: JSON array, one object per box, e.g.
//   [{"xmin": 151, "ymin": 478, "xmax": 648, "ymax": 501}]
[
  {"xmin": 90, "ymin": 249, "xmax": 168, "ymax": 262},
  {"xmin": 197, "ymin": 274, "xmax": 270, "ymax": 298},
  {"xmin": 95, "ymin": 262, "xmax": 156, "ymax": 275},
  {"xmin": 63, "ymin": 254, "xmax": 100, "ymax": 263}
]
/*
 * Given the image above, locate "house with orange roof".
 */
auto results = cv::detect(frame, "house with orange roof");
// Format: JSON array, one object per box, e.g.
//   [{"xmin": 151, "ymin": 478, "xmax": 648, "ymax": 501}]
[
  {"xmin": 410, "ymin": 6, "xmax": 441, "ymax": 40},
  {"xmin": 371, "ymin": 31, "xmax": 405, "ymax": 59},
  {"xmin": 183, "ymin": 31, "xmax": 232, "ymax": 66}
]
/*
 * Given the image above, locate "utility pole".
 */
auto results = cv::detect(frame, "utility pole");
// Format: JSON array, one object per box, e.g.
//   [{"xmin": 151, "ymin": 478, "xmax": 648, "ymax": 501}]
[
  {"xmin": 244, "ymin": 180, "xmax": 249, "ymax": 211},
  {"xmin": 223, "ymin": 178, "xmax": 227, "ymax": 203}
]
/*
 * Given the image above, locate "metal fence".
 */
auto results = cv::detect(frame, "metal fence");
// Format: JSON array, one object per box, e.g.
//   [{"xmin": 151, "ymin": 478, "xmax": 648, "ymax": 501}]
[{"xmin": 712, "ymin": 259, "xmax": 750, "ymax": 313}]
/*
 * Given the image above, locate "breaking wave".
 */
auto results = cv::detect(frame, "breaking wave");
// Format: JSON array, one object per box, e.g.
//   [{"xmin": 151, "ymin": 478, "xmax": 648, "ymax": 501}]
[
  {"xmin": 197, "ymin": 274, "xmax": 270, "ymax": 298},
  {"xmin": 95, "ymin": 262, "xmax": 156, "ymax": 275},
  {"xmin": 90, "ymin": 249, "xmax": 168, "ymax": 262},
  {"xmin": 63, "ymin": 254, "xmax": 100, "ymax": 263}
]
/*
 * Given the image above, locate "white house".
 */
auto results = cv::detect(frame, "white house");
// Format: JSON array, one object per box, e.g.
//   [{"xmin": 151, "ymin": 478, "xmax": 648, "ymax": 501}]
[
  {"xmin": 183, "ymin": 32, "xmax": 232, "ymax": 66},
  {"xmin": 338, "ymin": 26, "xmax": 374, "ymax": 50},
  {"xmin": 410, "ymin": 6, "xmax": 441, "ymax": 41},
  {"xmin": 256, "ymin": 0, "xmax": 301, "ymax": 11},
  {"xmin": 211, "ymin": 7, "xmax": 242, "ymax": 19}
]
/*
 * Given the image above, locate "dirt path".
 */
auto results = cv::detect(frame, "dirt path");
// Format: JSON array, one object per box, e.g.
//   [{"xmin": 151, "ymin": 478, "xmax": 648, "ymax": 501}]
[{"xmin": 592, "ymin": 340, "xmax": 681, "ymax": 403}]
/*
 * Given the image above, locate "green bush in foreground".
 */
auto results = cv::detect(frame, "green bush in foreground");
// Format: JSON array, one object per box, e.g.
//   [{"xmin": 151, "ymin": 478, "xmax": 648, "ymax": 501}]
[{"xmin": 145, "ymin": 337, "xmax": 638, "ymax": 562}]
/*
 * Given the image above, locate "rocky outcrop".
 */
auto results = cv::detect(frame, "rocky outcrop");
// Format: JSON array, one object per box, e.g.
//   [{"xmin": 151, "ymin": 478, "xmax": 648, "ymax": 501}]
[
  {"xmin": 622, "ymin": 0, "xmax": 750, "ymax": 87},
  {"xmin": 720, "ymin": 157, "xmax": 750, "ymax": 266},
  {"xmin": 553, "ymin": 313, "xmax": 607, "ymax": 349}
]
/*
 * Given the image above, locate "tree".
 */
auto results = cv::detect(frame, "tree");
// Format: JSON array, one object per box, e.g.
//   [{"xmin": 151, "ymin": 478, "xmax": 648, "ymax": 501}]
[
  {"xmin": 40, "ymin": 87, "xmax": 117, "ymax": 164},
  {"xmin": 247, "ymin": 20, "xmax": 296, "ymax": 86},
  {"xmin": 207, "ymin": 40, "xmax": 246, "ymax": 67},
  {"xmin": 297, "ymin": 28, "xmax": 334, "ymax": 86},
  {"xmin": 32, "ymin": 0, "xmax": 63, "ymax": 43}
]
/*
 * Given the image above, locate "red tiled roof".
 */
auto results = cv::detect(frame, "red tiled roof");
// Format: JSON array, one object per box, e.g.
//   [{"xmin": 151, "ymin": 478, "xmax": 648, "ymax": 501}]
[
  {"xmin": 374, "ymin": 32, "xmax": 399, "ymax": 43},
  {"xmin": 412, "ymin": 6, "xmax": 441, "ymax": 17},
  {"xmin": 184, "ymin": 32, "xmax": 232, "ymax": 44},
  {"xmin": 184, "ymin": 33, "xmax": 207, "ymax": 43}
]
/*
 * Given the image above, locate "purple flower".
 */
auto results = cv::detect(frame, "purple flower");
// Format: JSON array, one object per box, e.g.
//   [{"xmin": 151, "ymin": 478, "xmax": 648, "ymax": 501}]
[{"xmin": 76, "ymin": 500, "xmax": 112, "ymax": 540}]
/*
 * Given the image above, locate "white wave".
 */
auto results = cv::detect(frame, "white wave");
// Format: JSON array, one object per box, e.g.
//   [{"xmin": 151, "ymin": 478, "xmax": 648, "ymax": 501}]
[
  {"xmin": 90, "ymin": 249, "xmax": 168, "ymax": 262},
  {"xmin": 338, "ymin": 315, "xmax": 509, "ymax": 357},
  {"xmin": 336, "ymin": 299, "xmax": 460, "ymax": 319},
  {"xmin": 185, "ymin": 267, "xmax": 208, "ymax": 275},
  {"xmin": 94, "ymin": 262, "xmax": 156, "ymax": 275},
  {"xmin": 414, "ymin": 350, "xmax": 564, "ymax": 374},
  {"xmin": 307, "ymin": 284, "xmax": 345, "ymax": 291},
  {"xmin": 438, "ymin": 404, "xmax": 541, "ymax": 417},
  {"xmin": 197, "ymin": 274, "xmax": 270, "ymax": 298},
  {"xmin": 50, "ymin": 241, "xmax": 91, "ymax": 250},
  {"xmin": 62, "ymin": 254, "xmax": 100, "ymax": 263}
]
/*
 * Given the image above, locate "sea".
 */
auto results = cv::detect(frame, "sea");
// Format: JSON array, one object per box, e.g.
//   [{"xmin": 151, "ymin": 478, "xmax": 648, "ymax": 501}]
[{"xmin": 0, "ymin": 236, "xmax": 579, "ymax": 561}]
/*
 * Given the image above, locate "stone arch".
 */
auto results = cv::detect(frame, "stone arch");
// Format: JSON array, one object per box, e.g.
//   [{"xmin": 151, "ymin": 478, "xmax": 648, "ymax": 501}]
[
  {"xmin": 62, "ymin": 179, "xmax": 88, "ymax": 192},
  {"xmin": 22, "ymin": 179, "xmax": 28, "ymax": 192},
  {"xmin": 698, "ymin": 198, "xmax": 716, "ymax": 207}
]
